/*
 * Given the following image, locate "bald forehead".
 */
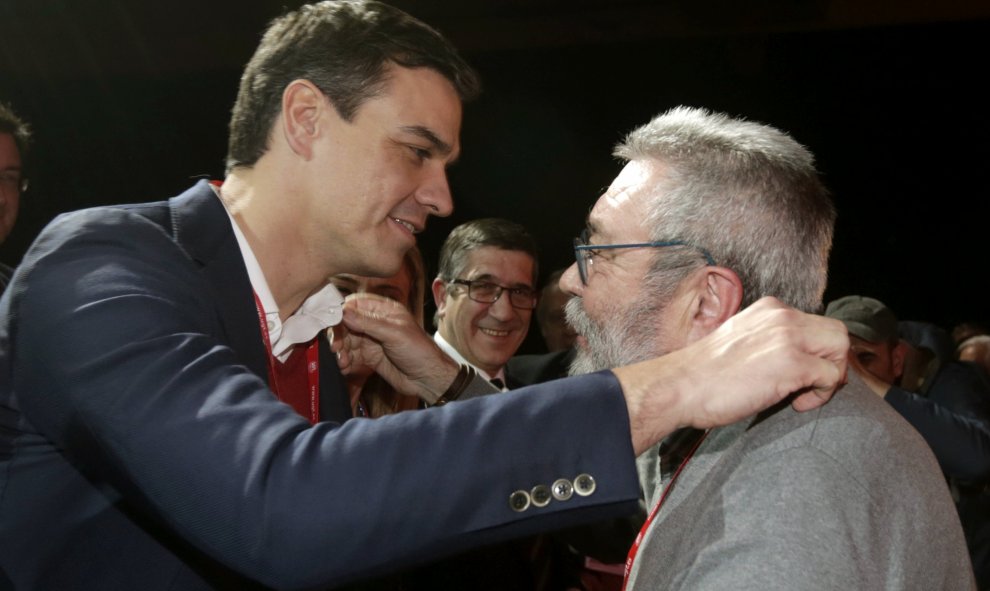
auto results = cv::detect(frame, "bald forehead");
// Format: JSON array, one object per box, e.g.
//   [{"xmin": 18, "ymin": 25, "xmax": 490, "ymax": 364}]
[{"xmin": 587, "ymin": 160, "xmax": 664, "ymax": 242}]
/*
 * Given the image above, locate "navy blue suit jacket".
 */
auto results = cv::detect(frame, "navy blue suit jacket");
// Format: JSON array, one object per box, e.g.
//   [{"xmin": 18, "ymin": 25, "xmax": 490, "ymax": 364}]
[
  {"xmin": 886, "ymin": 361, "xmax": 990, "ymax": 483},
  {"xmin": 0, "ymin": 182, "xmax": 639, "ymax": 590}
]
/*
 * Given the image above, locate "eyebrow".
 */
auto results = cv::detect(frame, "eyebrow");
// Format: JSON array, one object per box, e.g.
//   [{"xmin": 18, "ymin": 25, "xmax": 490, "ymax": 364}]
[
  {"xmin": 400, "ymin": 125, "xmax": 456, "ymax": 160},
  {"xmin": 468, "ymin": 273, "xmax": 534, "ymax": 290},
  {"xmin": 584, "ymin": 219, "xmax": 602, "ymax": 241}
]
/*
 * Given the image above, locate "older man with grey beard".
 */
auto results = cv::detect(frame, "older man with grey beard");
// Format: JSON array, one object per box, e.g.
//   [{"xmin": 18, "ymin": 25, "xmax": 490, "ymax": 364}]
[{"xmin": 559, "ymin": 106, "xmax": 974, "ymax": 590}]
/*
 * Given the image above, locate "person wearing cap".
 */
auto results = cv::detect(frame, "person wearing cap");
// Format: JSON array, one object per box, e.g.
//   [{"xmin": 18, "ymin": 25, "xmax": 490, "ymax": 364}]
[
  {"xmin": 826, "ymin": 294, "xmax": 990, "ymax": 588},
  {"xmin": 824, "ymin": 295, "xmax": 906, "ymax": 385}
]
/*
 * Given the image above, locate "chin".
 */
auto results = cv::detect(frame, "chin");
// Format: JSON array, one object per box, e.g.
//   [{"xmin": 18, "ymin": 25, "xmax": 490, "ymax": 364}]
[{"xmin": 568, "ymin": 347, "xmax": 605, "ymax": 376}]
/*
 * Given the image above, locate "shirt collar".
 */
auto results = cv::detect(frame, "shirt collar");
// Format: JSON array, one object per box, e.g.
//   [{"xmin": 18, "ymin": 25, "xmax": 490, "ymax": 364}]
[
  {"xmin": 220, "ymin": 192, "xmax": 343, "ymax": 361},
  {"xmin": 433, "ymin": 331, "xmax": 507, "ymax": 386}
]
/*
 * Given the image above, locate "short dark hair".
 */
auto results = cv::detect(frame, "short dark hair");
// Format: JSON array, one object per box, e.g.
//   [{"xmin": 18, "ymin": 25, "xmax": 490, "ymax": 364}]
[
  {"xmin": 226, "ymin": 0, "xmax": 480, "ymax": 171},
  {"xmin": 434, "ymin": 218, "xmax": 539, "ymax": 326},
  {"xmin": 0, "ymin": 102, "xmax": 32, "ymax": 165}
]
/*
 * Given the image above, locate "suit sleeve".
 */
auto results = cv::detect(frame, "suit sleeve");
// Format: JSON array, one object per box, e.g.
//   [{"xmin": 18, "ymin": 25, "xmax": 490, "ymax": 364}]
[
  {"xmin": 885, "ymin": 379, "xmax": 990, "ymax": 482},
  {"xmin": 9, "ymin": 209, "xmax": 640, "ymax": 589}
]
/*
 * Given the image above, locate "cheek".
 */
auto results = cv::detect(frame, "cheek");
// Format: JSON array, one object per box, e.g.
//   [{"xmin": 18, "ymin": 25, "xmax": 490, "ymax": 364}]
[{"xmin": 580, "ymin": 290, "xmax": 613, "ymax": 323}]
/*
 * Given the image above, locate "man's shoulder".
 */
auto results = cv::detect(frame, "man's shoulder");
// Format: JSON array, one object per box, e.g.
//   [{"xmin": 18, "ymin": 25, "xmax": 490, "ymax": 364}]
[
  {"xmin": 740, "ymin": 373, "xmax": 949, "ymax": 499},
  {"xmin": 45, "ymin": 200, "xmax": 170, "ymax": 235},
  {"xmin": 752, "ymin": 373, "xmax": 932, "ymax": 455},
  {"xmin": 20, "ymin": 202, "xmax": 180, "ymax": 280},
  {"xmin": 24, "ymin": 182, "xmax": 225, "ymax": 269}
]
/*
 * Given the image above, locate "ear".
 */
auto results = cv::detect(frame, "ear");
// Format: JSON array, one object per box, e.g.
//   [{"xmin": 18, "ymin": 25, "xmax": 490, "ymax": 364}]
[
  {"xmin": 689, "ymin": 266, "xmax": 744, "ymax": 338},
  {"xmin": 431, "ymin": 278, "xmax": 449, "ymax": 316},
  {"xmin": 281, "ymin": 79, "xmax": 325, "ymax": 160}
]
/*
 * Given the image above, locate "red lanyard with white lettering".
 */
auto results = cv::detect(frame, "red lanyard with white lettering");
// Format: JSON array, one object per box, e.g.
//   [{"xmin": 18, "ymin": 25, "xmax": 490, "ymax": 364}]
[
  {"xmin": 253, "ymin": 292, "xmax": 320, "ymax": 424},
  {"xmin": 622, "ymin": 429, "xmax": 710, "ymax": 590}
]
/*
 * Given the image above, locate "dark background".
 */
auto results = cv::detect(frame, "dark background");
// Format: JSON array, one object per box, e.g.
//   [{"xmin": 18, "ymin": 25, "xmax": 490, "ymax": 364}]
[{"xmin": 2, "ymin": 0, "xmax": 988, "ymax": 354}]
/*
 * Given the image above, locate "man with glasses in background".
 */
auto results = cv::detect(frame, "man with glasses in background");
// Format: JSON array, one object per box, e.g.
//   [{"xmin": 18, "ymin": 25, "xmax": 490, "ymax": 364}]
[
  {"xmin": 431, "ymin": 218, "xmax": 539, "ymax": 391},
  {"xmin": 0, "ymin": 102, "xmax": 30, "ymax": 292}
]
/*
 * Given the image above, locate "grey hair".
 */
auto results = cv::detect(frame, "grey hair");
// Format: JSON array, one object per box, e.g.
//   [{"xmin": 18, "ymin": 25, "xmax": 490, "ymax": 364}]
[{"xmin": 615, "ymin": 106, "xmax": 835, "ymax": 313}]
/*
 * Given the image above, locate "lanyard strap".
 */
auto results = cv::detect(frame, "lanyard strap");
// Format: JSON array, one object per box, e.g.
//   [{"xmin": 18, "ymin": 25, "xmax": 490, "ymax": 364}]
[
  {"xmin": 622, "ymin": 429, "xmax": 710, "ymax": 590},
  {"xmin": 253, "ymin": 292, "xmax": 320, "ymax": 424}
]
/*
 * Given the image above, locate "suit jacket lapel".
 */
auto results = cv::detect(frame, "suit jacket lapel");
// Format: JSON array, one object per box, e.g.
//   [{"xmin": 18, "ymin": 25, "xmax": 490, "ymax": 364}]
[
  {"xmin": 167, "ymin": 181, "xmax": 352, "ymax": 423},
  {"xmin": 167, "ymin": 181, "xmax": 269, "ymax": 384}
]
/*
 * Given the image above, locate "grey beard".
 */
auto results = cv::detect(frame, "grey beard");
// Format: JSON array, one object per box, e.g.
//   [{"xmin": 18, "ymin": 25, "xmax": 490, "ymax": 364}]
[{"xmin": 565, "ymin": 294, "xmax": 666, "ymax": 376}]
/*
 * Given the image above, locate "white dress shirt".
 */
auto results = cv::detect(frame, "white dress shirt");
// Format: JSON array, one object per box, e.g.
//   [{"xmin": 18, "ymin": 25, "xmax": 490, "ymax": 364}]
[
  {"xmin": 433, "ymin": 331, "xmax": 508, "ymax": 389},
  {"xmin": 219, "ymin": 193, "xmax": 343, "ymax": 361}
]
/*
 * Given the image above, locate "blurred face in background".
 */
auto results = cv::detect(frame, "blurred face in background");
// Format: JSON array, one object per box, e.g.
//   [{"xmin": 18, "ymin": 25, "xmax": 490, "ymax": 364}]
[{"xmin": 0, "ymin": 132, "xmax": 23, "ymax": 244}]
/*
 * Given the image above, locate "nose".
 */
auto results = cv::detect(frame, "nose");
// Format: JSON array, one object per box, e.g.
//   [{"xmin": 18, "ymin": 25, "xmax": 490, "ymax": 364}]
[
  {"xmin": 560, "ymin": 263, "xmax": 583, "ymax": 296},
  {"xmin": 487, "ymin": 290, "xmax": 517, "ymax": 321},
  {"xmin": 417, "ymin": 164, "xmax": 453, "ymax": 218}
]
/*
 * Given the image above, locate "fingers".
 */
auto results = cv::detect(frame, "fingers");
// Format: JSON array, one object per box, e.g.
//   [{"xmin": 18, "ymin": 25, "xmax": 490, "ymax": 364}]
[
  {"xmin": 341, "ymin": 293, "xmax": 416, "ymax": 340},
  {"xmin": 328, "ymin": 326, "xmax": 345, "ymax": 353},
  {"xmin": 616, "ymin": 298, "xmax": 855, "ymax": 453},
  {"xmin": 788, "ymin": 354, "xmax": 847, "ymax": 412},
  {"xmin": 746, "ymin": 297, "xmax": 850, "ymax": 390}
]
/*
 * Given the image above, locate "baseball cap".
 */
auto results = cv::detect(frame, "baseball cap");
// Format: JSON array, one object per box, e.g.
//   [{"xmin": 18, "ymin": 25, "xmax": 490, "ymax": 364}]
[{"xmin": 824, "ymin": 295, "xmax": 898, "ymax": 343}]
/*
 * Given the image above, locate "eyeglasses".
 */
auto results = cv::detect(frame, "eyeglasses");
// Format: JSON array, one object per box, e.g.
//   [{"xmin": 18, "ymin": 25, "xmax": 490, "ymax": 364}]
[
  {"xmin": 0, "ymin": 171, "xmax": 28, "ymax": 194},
  {"xmin": 572, "ymin": 228, "xmax": 715, "ymax": 285},
  {"xmin": 449, "ymin": 278, "xmax": 538, "ymax": 310}
]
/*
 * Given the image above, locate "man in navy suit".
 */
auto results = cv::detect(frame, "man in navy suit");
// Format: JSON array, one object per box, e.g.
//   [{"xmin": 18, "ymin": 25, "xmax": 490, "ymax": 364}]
[{"xmin": 0, "ymin": 2, "xmax": 849, "ymax": 589}]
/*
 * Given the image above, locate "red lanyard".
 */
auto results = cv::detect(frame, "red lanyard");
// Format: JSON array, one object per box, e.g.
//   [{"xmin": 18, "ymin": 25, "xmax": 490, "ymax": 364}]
[
  {"xmin": 253, "ymin": 292, "xmax": 320, "ymax": 424},
  {"xmin": 622, "ymin": 429, "xmax": 710, "ymax": 590}
]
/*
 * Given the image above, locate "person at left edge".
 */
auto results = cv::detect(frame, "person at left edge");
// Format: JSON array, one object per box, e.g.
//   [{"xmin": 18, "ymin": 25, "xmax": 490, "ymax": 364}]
[
  {"xmin": 0, "ymin": 2, "xmax": 849, "ymax": 589},
  {"xmin": 0, "ymin": 102, "xmax": 30, "ymax": 292}
]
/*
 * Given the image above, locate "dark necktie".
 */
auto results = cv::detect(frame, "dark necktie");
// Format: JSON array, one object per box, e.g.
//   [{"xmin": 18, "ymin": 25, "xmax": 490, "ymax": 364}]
[{"xmin": 490, "ymin": 377, "xmax": 506, "ymax": 390}]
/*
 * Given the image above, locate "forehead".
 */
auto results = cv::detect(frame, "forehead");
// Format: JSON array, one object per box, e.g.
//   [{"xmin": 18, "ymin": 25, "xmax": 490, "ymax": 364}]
[
  {"xmin": 375, "ymin": 65, "xmax": 463, "ymax": 160},
  {"xmin": 0, "ymin": 133, "xmax": 21, "ymax": 168},
  {"xmin": 461, "ymin": 246, "xmax": 535, "ymax": 285},
  {"xmin": 587, "ymin": 160, "xmax": 663, "ymax": 242}
]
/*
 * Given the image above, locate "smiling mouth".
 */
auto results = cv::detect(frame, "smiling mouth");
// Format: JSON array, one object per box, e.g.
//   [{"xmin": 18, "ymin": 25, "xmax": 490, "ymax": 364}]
[
  {"xmin": 479, "ymin": 327, "xmax": 511, "ymax": 338},
  {"xmin": 391, "ymin": 217, "xmax": 419, "ymax": 234}
]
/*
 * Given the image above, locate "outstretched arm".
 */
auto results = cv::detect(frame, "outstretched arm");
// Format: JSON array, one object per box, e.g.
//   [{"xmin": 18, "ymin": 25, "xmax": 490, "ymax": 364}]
[{"xmin": 340, "ymin": 294, "xmax": 849, "ymax": 455}]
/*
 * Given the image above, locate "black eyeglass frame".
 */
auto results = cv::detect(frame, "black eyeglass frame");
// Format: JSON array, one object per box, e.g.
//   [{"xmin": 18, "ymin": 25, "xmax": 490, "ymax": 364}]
[
  {"xmin": 572, "ymin": 229, "xmax": 716, "ymax": 285},
  {"xmin": 448, "ymin": 278, "xmax": 539, "ymax": 310}
]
